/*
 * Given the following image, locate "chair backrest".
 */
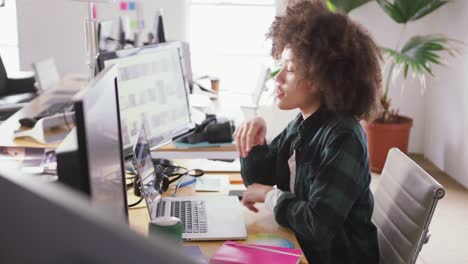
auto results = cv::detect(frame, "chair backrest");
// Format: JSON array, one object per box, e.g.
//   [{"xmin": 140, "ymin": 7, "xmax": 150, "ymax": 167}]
[
  {"xmin": 0, "ymin": 55, "xmax": 8, "ymax": 96},
  {"xmin": 372, "ymin": 148, "xmax": 445, "ymax": 264}
]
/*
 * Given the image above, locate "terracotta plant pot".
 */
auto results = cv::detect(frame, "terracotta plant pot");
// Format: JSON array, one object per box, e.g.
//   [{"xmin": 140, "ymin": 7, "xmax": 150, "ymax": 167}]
[{"xmin": 361, "ymin": 116, "xmax": 413, "ymax": 173}]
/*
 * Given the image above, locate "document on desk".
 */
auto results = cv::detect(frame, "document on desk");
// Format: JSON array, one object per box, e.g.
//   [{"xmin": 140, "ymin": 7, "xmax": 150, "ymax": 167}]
[
  {"xmin": 195, "ymin": 174, "xmax": 230, "ymax": 193},
  {"xmin": 0, "ymin": 146, "xmax": 57, "ymax": 177},
  {"xmin": 174, "ymin": 158, "xmax": 241, "ymax": 173}
]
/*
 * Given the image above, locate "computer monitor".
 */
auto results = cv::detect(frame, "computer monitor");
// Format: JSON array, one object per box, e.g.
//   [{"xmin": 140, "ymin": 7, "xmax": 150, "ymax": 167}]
[
  {"xmin": 32, "ymin": 57, "xmax": 60, "ymax": 92},
  {"xmin": 155, "ymin": 8, "xmax": 166, "ymax": 43},
  {"xmin": 0, "ymin": 166, "xmax": 196, "ymax": 264},
  {"xmin": 56, "ymin": 65, "xmax": 128, "ymax": 222},
  {"xmin": 98, "ymin": 20, "xmax": 117, "ymax": 52},
  {"xmin": 97, "ymin": 42, "xmax": 193, "ymax": 158}
]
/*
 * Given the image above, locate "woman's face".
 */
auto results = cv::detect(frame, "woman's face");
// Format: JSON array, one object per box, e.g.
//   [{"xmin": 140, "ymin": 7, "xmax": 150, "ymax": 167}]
[{"xmin": 274, "ymin": 47, "xmax": 321, "ymax": 118}]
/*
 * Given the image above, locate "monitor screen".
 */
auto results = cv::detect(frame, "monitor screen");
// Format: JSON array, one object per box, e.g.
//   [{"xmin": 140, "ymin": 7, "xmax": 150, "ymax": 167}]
[
  {"xmin": 97, "ymin": 43, "xmax": 193, "ymax": 158},
  {"xmin": 72, "ymin": 65, "xmax": 128, "ymax": 221}
]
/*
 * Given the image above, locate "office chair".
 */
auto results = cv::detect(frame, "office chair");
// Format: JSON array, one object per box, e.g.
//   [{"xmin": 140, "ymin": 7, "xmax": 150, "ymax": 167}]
[
  {"xmin": 0, "ymin": 55, "xmax": 37, "ymax": 120},
  {"xmin": 372, "ymin": 148, "xmax": 445, "ymax": 264}
]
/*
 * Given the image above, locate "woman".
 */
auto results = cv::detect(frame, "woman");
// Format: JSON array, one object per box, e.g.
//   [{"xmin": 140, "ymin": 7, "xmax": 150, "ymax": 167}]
[{"xmin": 233, "ymin": 1, "xmax": 381, "ymax": 263}]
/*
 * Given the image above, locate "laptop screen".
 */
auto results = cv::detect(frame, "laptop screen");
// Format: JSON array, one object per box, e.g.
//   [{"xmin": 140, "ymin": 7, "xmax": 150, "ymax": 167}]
[{"xmin": 133, "ymin": 126, "xmax": 161, "ymax": 220}]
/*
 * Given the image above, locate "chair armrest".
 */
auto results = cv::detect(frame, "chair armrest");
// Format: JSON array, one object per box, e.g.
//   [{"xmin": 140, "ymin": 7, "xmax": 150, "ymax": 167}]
[{"xmin": 7, "ymin": 76, "xmax": 36, "ymax": 94}]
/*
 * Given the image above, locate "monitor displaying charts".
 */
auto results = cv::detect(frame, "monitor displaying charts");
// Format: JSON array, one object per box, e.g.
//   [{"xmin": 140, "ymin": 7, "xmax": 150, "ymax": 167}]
[{"xmin": 97, "ymin": 42, "xmax": 193, "ymax": 157}]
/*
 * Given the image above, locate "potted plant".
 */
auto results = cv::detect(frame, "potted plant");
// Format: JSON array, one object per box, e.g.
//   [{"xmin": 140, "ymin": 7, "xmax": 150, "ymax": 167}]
[{"xmin": 325, "ymin": 0, "xmax": 462, "ymax": 172}]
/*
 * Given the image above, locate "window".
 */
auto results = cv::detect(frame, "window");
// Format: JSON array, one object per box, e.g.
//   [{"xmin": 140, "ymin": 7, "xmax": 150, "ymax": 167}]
[
  {"xmin": 189, "ymin": 0, "xmax": 275, "ymax": 94},
  {"xmin": 0, "ymin": 0, "xmax": 20, "ymax": 73}
]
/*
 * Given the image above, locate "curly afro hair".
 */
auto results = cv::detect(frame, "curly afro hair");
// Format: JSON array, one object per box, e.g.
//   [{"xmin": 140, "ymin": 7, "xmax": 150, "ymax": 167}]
[{"xmin": 268, "ymin": 0, "xmax": 382, "ymax": 120}]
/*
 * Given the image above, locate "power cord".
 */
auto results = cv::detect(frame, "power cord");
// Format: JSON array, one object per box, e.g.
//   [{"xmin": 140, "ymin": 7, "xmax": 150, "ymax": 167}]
[
  {"xmin": 172, "ymin": 174, "xmax": 189, "ymax": 197},
  {"xmin": 61, "ymin": 108, "xmax": 75, "ymax": 131},
  {"xmin": 128, "ymin": 177, "xmax": 144, "ymax": 208},
  {"xmin": 126, "ymin": 162, "xmax": 144, "ymax": 208}
]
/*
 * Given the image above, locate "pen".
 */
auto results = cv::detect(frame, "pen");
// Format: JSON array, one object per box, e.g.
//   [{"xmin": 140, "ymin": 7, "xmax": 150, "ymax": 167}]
[{"xmin": 178, "ymin": 178, "xmax": 197, "ymax": 188}]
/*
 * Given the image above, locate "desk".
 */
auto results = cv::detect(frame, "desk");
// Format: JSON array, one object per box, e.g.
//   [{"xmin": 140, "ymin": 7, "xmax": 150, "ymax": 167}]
[
  {"xmin": 0, "ymin": 81, "xmax": 85, "ymax": 148},
  {"xmin": 127, "ymin": 177, "xmax": 308, "ymax": 263}
]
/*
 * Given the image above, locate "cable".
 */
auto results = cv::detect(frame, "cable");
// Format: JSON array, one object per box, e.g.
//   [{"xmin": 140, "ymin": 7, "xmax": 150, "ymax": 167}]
[
  {"xmin": 61, "ymin": 109, "xmax": 73, "ymax": 131},
  {"xmin": 128, "ymin": 197, "xmax": 144, "ymax": 208},
  {"xmin": 127, "ymin": 177, "xmax": 143, "ymax": 208},
  {"xmin": 172, "ymin": 174, "xmax": 189, "ymax": 197}
]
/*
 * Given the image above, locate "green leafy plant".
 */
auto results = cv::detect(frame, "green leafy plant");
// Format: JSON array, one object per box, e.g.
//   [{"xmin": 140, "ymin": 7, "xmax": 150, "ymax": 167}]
[
  {"xmin": 325, "ymin": 0, "xmax": 462, "ymax": 123},
  {"xmin": 325, "ymin": 0, "xmax": 372, "ymax": 13}
]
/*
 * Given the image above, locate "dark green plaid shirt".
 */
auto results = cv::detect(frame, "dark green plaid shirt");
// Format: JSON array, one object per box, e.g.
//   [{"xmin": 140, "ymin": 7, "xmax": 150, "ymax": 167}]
[{"xmin": 240, "ymin": 108, "xmax": 379, "ymax": 264}]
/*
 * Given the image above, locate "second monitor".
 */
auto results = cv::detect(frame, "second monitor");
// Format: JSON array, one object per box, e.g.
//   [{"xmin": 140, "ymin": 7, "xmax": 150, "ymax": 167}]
[
  {"xmin": 97, "ymin": 42, "xmax": 193, "ymax": 158},
  {"xmin": 56, "ymin": 65, "xmax": 128, "ymax": 222}
]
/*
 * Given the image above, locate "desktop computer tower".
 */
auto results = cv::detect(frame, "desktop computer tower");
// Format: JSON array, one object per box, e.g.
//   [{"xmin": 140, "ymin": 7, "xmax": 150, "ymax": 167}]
[{"xmin": 56, "ymin": 128, "xmax": 90, "ymax": 195}]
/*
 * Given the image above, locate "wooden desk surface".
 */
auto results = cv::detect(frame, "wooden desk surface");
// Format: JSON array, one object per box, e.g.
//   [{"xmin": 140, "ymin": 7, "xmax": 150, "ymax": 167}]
[{"xmin": 127, "ymin": 179, "xmax": 308, "ymax": 263}]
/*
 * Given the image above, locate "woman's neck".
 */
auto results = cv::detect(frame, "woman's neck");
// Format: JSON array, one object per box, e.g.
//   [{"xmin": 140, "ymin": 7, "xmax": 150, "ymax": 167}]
[{"xmin": 300, "ymin": 101, "xmax": 321, "ymax": 120}]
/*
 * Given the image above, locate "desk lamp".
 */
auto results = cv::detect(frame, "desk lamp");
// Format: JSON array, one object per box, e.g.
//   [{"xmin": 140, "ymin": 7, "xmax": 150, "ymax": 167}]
[{"xmin": 72, "ymin": 0, "xmax": 116, "ymax": 79}]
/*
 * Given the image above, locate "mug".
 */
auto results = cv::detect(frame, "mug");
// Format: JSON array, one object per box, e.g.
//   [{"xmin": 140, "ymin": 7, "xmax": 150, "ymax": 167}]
[{"xmin": 148, "ymin": 216, "xmax": 182, "ymax": 245}]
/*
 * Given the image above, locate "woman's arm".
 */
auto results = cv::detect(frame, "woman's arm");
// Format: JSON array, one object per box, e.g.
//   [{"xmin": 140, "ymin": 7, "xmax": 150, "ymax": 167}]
[{"xmin": 239, "ymin": 127, "xmax": 288, "ymax": 186}]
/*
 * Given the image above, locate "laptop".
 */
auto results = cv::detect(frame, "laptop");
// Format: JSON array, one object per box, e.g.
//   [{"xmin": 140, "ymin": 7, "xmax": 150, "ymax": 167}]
[{"xmin": 133, "ymin": 126, "xmax": 247, "ymax": 241}]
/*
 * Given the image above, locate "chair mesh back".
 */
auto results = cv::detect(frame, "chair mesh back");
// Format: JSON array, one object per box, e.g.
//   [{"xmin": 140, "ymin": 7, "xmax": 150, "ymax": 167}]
[{"xmin": 372, "ymin": 148, "xmax": 445, "ymax": 264}]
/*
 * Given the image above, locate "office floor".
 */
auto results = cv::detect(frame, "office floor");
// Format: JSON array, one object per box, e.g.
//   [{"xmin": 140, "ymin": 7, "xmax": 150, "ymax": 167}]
[{"xmin": 370, "ymin": 154, "xmax": 468, "ymax": 264}]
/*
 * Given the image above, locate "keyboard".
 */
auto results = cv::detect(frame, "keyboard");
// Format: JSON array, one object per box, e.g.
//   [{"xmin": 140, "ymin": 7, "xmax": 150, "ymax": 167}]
[
  {"xmin": 156, "ymin": 200, "xmax": 208, "ymax": 234},
  {"xmin": 34, "ymin": 102, "xmax": 74, "ymax": 120}
]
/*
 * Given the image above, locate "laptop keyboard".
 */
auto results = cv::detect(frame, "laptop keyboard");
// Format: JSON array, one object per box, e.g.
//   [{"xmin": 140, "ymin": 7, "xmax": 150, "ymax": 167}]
[{"xmin": 156, "ymin": 200, "xmax": 207, "ymax": 234}]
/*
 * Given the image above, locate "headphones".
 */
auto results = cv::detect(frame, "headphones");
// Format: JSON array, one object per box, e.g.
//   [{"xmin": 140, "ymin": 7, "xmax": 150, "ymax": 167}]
[
  {"xmin": 153, "ymin": 165, "xmax": 170, "ymax": 194},
  {"xmin": 151, "ymin": 159, "xmax": 204, "ymax": 194},
  {"xmin": 178, "ymin": 115, "xmax": 235, "ymax": 144}
]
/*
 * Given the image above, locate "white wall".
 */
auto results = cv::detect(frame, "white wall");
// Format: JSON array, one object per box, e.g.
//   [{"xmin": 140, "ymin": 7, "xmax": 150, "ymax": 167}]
[
  {"xmin": 15, "ymin": 0, "xmax": 188, "ymax": 75},
  {"xmin": 0, "ymin": 0, "xmax": 20, "ymax": 73},
  {"xmin": 423, "ymin": 1, "xmax": 468, "ymax": 189}
]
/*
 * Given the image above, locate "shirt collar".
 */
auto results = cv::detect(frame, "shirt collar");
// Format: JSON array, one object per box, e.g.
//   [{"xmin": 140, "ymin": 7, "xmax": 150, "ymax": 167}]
[{"xmin": 297, "ymin": 106, "xmax": 330, "ymax": 135}]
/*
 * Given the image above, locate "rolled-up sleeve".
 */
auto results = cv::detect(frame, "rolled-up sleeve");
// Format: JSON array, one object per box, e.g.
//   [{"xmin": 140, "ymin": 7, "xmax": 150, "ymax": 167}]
[{"xmin": 240, "ymin": 127, "xmax": 288, "ymax": 186}]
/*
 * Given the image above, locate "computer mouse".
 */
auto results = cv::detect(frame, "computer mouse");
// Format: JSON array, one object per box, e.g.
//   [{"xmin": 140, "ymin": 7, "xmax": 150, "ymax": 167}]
[
  {"xmin": 151, "ymin": 216, "xmax": 181, "ymax": 227},
  {"xmin": 18, "ymin": 117, "xmax": 37, "ymax": 128}
]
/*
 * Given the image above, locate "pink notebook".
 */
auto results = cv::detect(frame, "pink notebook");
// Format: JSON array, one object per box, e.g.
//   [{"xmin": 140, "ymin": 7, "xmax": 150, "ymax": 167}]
[{"xmin": 210, "ymin": 241, "xmax": 302, "ymax": 264}]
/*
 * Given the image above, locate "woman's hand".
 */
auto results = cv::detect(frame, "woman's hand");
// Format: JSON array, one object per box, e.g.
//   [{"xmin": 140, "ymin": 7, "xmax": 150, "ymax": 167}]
[
  {"xmin": 233, "ymin": 117, "xmax": 267, "ymax": 158},
  {"xmin": 242, "ymin": 183, "xmax": 273, "ymax": 213}
]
